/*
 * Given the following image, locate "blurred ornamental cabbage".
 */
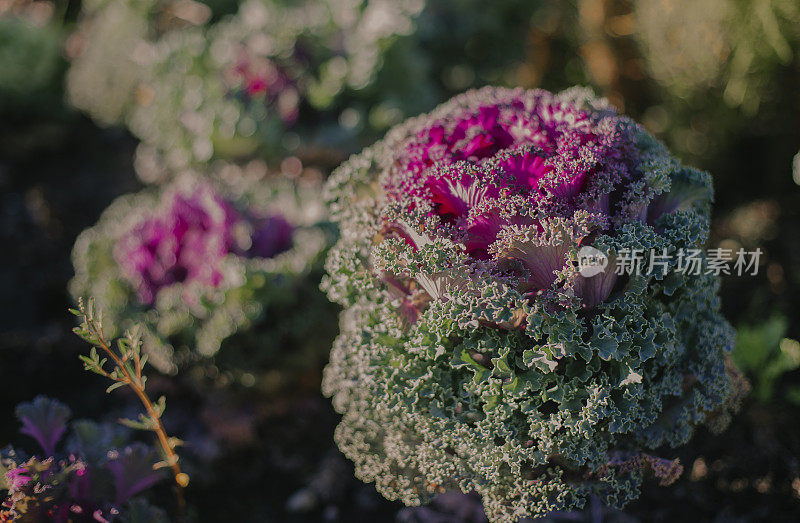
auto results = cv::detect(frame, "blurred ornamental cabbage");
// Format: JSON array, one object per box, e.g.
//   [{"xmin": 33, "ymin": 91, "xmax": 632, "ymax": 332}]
[
  {"xmin": 1, "ymin": 397, "xmax": 167, "ymax": 522},
  {"xmin": 125, "ymin": 2, "xmax": 313, "ymax": 171},
  {"xmin": 125, "ymin": 0, "xmax": 434, "ymax": 172},
  {"xmin": 70, "ymin": 163, "xmax": 338, "ymax": 380},
  {"xmin": 321, "ymin": 86, "xmax": 745, "ymax": 520},
  {"xmin": 66, "ymin": 0, "xmax": 543, "ymax": 176},
  {"xmin": 65, "ymin": 0, "xmax": 213, "ymax": 126}
]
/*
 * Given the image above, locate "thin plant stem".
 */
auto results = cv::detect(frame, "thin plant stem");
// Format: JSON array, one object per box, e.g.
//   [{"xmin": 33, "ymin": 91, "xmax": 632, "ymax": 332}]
[{"xmin": 73, "ymin": 300, "xmax": 187, "ymax": 522}]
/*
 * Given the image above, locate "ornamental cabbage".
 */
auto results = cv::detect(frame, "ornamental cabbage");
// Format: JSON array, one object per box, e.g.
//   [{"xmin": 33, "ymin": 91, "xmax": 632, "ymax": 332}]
[
  {"xmin": 76, "ymin": 0, "xmax": 545, "ymax": 179},
  {"xmin": 70, "ymin": 164, "xmax": 337, "ymax": 377},
  {"xmin": 127, "ymin": 9, "xmax": 308, "ymax": 175},
  {"xmin": 321, "ymin": 86, "xmax": 745, "ymax": 520}
]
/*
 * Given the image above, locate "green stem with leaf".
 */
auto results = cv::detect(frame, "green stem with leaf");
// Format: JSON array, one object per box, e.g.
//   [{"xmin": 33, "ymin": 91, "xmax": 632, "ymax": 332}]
[{"xmin": 71, "ymin": 298, "xmax": 188, "ymax": 522}]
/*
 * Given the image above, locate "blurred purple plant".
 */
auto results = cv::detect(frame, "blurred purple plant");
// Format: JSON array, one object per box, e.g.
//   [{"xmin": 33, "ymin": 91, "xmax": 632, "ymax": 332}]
[
  {"xmin": 1, "ymin": 397, "xmax": 167, "ymax": 522},
  {"xmin": 15, "ymin": 396, "xmax": 71, "ymax": 457},
  {"xmin": 106, "ymin": 444, "xmax": 163, "ymax": 506},
  {"xmin": 2, "ymin": 456, "xmax": 88, "ymax": 522}
]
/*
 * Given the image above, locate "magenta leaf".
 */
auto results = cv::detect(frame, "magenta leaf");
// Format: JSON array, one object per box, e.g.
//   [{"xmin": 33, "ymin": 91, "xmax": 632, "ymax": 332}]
[
  {"xmin": 105, "ymin": 443, "xmax": 164, "ymax": 505},
  {"xmin": 15, "ymin": 396, "xmax": 71, "ymax": 456}
]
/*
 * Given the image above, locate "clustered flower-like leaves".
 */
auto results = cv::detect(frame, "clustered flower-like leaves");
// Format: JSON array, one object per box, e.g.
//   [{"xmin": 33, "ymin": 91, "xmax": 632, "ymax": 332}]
[
  {"xmin": 321, "ymin": 86, "xmax": 745, "ymax": 520},
  {"xmin": 113, "ymin": 181, "xmax": 293, "ymax": 306},
  {"xmin": 71, "ymin": 165, "xmax": 335, "ymax": 376},
  {"xmin": 1, "ymin": 397, "xmax": 167, "ymax": 522}
]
